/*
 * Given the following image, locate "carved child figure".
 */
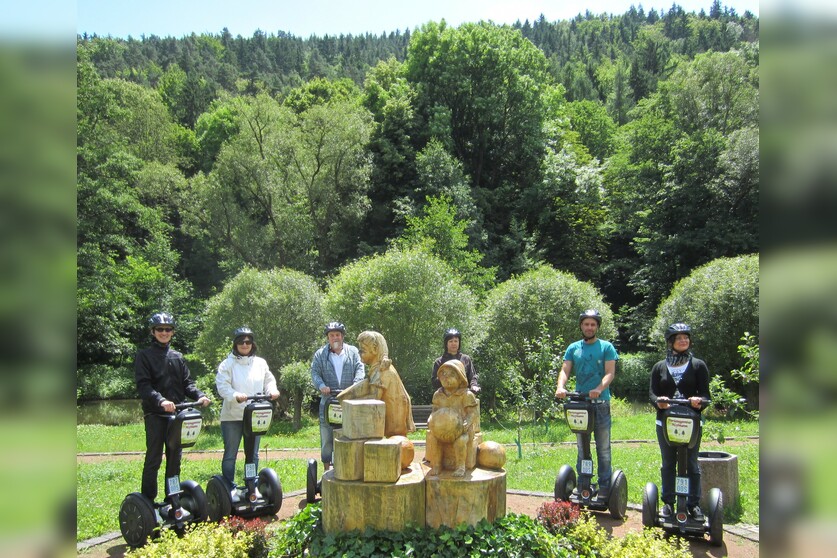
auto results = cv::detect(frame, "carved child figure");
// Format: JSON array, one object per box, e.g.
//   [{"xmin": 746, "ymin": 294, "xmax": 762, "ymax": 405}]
[
  {"xmin": 337, "ymin": 330, "xmax": 415, "ymax": 437},
  {"xmin": 426, "ymin": 359, "xmax": 478, "ymax": 477}
]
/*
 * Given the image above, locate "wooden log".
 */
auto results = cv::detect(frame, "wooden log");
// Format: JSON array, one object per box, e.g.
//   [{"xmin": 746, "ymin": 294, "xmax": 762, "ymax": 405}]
[
  {"xmin": 322, "ymin": 462, "xmax": 426, "ymax": 533},
  {"xmin": 333, "ymin": 436, "xmax": 367, "ymax": 481},
  {"xmin": 424, "ymin": 464, "xmax": 506, "ymax": 529},
  {"xmin": 364, "ymin": 438, "xmax": 402, "ymax": 483},
  {"xmin": 341, "ymin": 399, "xmax": 386, "ymax": 440}
]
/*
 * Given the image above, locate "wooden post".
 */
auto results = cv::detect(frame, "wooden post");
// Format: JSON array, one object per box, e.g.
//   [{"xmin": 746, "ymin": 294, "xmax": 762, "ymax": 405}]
[
  {"xmin": 364, "ymin": 438, "xmax": 402, "ymax": 483},
  {"xmin": 341, "ymin": 399, "xmax": 385, "ymax": 440},
  {"xmin": 333, "ymin": 436, "xmax": 367, "ymax": 481}
]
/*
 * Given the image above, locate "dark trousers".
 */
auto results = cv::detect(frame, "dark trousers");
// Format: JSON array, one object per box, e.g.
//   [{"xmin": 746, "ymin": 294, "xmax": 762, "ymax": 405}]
[
  {"xmin": 656, "ymin": 423, "xmax": 701, "ymax": 507},
  {"xmin": 141, "ymin": 413, "xmax": 182, "ymax": 501}
]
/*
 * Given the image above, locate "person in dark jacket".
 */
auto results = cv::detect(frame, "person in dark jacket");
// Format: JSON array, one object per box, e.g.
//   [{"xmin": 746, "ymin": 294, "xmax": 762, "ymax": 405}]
[
  {"xmin": 135, "ymin": 312, "xmax": 210, "ymax": 501},
  {"xmin": 649, "ymin": 322, "xmax": 711, "ymax": 521},
  {"xmin": 431, "ymin": 328, "xmax": 480, "ymax": 393}
]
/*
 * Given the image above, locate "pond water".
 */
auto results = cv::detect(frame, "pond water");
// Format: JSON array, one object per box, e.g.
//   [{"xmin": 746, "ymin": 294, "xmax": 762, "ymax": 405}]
[{"xmin": 77, "ymin": 399, "xmax": 143, "ymax": 425}]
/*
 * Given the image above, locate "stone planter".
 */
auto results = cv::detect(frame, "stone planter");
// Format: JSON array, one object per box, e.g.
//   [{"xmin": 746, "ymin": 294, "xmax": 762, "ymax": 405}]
[{"xmin": 698, "ymin": 451, "xmax": 739, "ymax": 511}]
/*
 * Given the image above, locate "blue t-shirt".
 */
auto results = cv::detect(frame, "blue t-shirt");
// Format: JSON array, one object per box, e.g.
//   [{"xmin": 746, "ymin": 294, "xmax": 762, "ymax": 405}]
[{"xmin": 563, "ymin": 339, "xmax": 619, "ymax": 400}]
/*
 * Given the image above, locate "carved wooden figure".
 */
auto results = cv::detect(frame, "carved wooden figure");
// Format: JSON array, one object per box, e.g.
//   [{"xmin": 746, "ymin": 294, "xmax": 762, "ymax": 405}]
[
  {"xmin": 337, "ymin": 330, "xmax": 415, "ymax": 437},
  {"xmin": 425, "ymin": 359, "xmax": 478, "ymax": 477}
]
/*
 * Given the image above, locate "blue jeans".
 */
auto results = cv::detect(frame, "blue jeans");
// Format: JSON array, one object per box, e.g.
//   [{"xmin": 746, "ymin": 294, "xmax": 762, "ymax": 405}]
[
  {"xmin": 575, "ymin": 401, "xmax": 612, "ymax": 493},
  {"xmin": 656, "ymin": 422, "xmax": 702, "ymax": 507},
  {"xmin": 318, "ymin": 396, "xmax": 334, "ymax": 464},
  {"xmin": 221, "ymin": 420, "xmax": 261, "ymax": 485}
]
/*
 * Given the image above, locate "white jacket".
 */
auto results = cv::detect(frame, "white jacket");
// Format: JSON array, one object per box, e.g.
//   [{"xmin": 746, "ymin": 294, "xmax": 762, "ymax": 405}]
[{"xmin": 216, "ymin": 353, "xmax": 279, "ymax": 422}]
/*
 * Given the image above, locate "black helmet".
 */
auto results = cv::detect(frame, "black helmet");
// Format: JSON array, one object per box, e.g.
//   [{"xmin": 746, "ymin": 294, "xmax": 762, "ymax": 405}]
[
  {"xmin": 148, "ymin": 312, "xmax": 176, "ymax": 328},
  {"xmin": 578, "ymin": 309, "xmax": 602, "ymax": 326},
  {"xmin": 324, "ymin": 321, "xmax": 346, "ymax": 336},
  {"xmin": 233, "ymin": 326, "xmax": 254, "ymax": 340},
  {"xmin": 665, "ymin": 323, "xmax": 691, "ymax": 342},
  {"xmin": 443, "ymin": 328, "xmax": 461, "ymax": 343}
]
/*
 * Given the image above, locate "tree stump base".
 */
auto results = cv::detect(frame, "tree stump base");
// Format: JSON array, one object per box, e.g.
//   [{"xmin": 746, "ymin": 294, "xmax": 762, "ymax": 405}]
[
  {"xmin": 322, "ymin": 461, "xmax": 426, "ymax": 532},
  {"xmin": 424, "ymin": 464, "xmax": 506, "ymax": 529}
]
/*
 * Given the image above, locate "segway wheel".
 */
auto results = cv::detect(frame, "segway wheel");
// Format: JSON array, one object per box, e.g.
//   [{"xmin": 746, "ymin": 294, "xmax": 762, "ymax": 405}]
[
  {"xmin": 180, "ymin": 480, "xmax": 209, "ymax": 523},
  {"xmin": 258, "ymin": 468, "xmax": 283, "ymax": 516},
  {"xmin": 206, "ymin": 475, "xmax": 233, "ymax": 522},
  {"xmin": 554, "ymin": 465, "xmax": 577, "ymax": 501},
  {"xmin": 119, "ymin": 492, "xmax": 157, "ymax": 548},
  {"xmin": 306, "ymin": 459, "xmax": 318, "ymax": 503},
  {"xmin": 642, "ymin": 482, "xmax": 658, "ymax": 529},
  {"xmin": 707, "ymin": 487, "xmax": 724, "ymax": 546},
  {"xmin": 608, "ymin": 470, "xmax": 628, "ymax": 519}
]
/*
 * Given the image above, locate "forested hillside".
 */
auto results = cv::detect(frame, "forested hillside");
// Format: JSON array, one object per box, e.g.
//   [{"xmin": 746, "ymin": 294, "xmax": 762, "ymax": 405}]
[{"xmin": 77, "ymin": 2, "xmax": 758, "ymax": 400}]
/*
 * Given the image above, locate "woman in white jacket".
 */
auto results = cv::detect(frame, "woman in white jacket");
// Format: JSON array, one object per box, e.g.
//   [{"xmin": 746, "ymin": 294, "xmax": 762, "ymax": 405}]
[{"xmin": 215, "ymin": 327, "xmax": 280, "ymax": 486}]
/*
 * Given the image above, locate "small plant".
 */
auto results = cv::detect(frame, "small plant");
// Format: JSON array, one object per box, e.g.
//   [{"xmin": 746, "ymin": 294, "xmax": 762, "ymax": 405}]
[
  {"xmin": 536, "ymin": 500, "xmax": 580, "ymax": 535},
  {"xmin": 602, "ymin": 527, "xmax": 692, "ymax": 558},
  {"xmin": 222, "ymin": 516, "xmax": 270, "ymax": 558},
  {"xmin": 126, "ymin": 522, "xmax": 253, "ymax": 558}
]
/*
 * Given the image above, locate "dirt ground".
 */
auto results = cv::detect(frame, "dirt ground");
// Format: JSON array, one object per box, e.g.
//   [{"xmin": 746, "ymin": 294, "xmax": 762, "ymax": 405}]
[{"xmin": 77, "ymin": 448, "xmax": 758, "ymax": 558}]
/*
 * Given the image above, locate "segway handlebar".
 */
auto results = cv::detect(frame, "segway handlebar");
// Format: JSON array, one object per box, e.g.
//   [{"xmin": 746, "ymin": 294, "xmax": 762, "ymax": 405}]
[
  {"xmin": 246, "ymin": 393, "xmax": 275, "ymax": 402},
  {"xmin": 555, "ymin": 391, "xmax": 594, "ymax": 402},
  {"xmin": 664, "ymin": 397, "xmax": 710, "ymax": 410},
  {"xmin": 173, "ymin": 400, "xmax": 208, "ymax": 411}
]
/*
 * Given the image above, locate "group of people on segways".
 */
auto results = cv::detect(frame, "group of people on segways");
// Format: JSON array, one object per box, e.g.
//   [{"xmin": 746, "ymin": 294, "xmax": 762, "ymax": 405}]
[
  {"xmin": 553, "ymin": 311, "xmax": 723, "ymax": 546},
  {"xmin": 119, "ymin": 315, "xmax": 283, "ymax": 547}
]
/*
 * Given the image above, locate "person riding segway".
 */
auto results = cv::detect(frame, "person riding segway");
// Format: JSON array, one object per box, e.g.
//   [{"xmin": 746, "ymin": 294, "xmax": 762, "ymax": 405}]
[
  {"xmin": 206, "ymin": 327, "xmax": 282, "ymax": 521},
  {"xmin": 120, "ymin": 312, "xmax": 211, "ymax": 547},
  {"xmin": 642, "ymin": 323, "xmax": 723, "ymax": 546}
]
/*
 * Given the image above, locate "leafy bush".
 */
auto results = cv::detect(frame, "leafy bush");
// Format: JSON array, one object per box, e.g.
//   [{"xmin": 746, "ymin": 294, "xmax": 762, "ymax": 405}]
[
  {"xmin": 612, "ymin": 352, "xmax": 657, "ymax": 399},
  {"xmin": 324, "ymin": 247, "xmax": 478, "ymax": 404},
  {"xmin": 601, "ymin": 527, "xmax": 691, "ymax": 558},
  {"xmin": 126, "ymin": 522, "xmax": 253, "ymax": 558},
  {"xmin": 279, "ymin": 361, "xmax": 319, "ymax": 430},
  {"xmin": 536, "ymin": 500, "xmax": 581, "ymax": 535},
  {"xmin": 76, "ymin": 364, "xmax": 135, "ymax": 400},
  {"xmin": 270, "ymin": 503, "xmax": 565, "ymax": 557},
  {"xmin": 221, "ymin": 516, "xmax": 270, "ymax": 558},
  {"xmin": 560, "ymin": 514, "xmax": 609, "ymax": 557},
  {"xmin": 476, "ymin": 265, "xmax": 616, "ymax": 410},
  {"xmin": 195, "ymin": 268, "xmax": 325, "ymax": 374},
  {"xmin": 652, "ymin": 254, "xmax": 758, "ymax": 384}
]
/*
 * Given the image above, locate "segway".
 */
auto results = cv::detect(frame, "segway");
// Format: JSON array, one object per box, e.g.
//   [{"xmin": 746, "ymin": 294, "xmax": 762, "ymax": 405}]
[
  {"xmin": 306, "ymin": 389, "xmax": 342, "ymax": 503},
  {"xmin": 118, "ymin": 401, "xmax": 209, "ymax": 548},
  {"xmin": 553, "ymin": 392, "xmax": 628, "ymax": 519},
  {"xmin": 642, "ymin": 398, "xmax": 724, "ymax": 547},
  {"xmin": 205, "ymin": 394, "xmax": 283, "ymax": 521}
]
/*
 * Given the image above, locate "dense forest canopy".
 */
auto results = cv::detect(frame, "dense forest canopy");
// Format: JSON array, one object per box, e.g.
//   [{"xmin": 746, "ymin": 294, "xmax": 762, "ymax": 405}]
[{"xmin": 77, "ymin": 2, "xmax": 758, "ymax": 399}]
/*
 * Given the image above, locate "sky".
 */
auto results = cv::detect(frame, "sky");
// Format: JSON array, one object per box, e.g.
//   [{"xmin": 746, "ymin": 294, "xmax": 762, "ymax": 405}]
[{"xmin": 73, "ymin": 0, "xmax": 763, "ymax": 40}]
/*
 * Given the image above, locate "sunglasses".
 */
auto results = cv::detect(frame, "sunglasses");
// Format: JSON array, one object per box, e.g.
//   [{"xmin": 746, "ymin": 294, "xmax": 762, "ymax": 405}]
[
  {"xmin": 236, "ymin": 339, "xmax": 253, "ymax": 346},
  {"xmin": 154, "ymin": 327, "xmax": 174, "ymax": 333}
]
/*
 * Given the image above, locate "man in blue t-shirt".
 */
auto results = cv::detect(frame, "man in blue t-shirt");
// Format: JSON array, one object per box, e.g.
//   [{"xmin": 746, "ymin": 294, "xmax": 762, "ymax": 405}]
[{"xmin": 555, "ymin": 309, "xmax": 619, "ymax": 499}]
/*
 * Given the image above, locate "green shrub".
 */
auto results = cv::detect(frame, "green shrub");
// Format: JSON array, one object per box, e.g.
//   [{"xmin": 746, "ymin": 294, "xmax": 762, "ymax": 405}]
[
  {"xmin": 652, "ymin": 254, "xmax": 758, "ymax": 384},
  {"xmin": 76, "ymin": 364, "xmax": 135, "ymax": 400},
  {"xmin": 601, "ymin": 527, "xmax": 691, "ymax": 558},
  {"xmin": 324, "ymin": 247, "xmax": 478, "ymax": 404},
  {"xmin": 559, "ymin": 513, "xmax": 609, "ymax": 557},
  {"xmin": 221, "ymin": 516, "xmax": 271, "ymax": 558},
  {"xmin": 270, "ymin": 503, "xmax": 565, "ymax": 557},
  {"xmin": 126, "ymin": 522, "xmax": 254, "ymax": 558},
  {"xmin": 612, "ymin": 352, "xmax": 657, "ymax": 399},
  {"xmin": 195, "ymin": 268, "xmax": 325, "ymax": 374}
]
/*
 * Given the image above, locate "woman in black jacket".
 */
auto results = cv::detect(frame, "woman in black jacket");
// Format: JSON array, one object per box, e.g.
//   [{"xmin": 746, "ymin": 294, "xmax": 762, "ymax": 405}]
[{"xmin": 649, "ymin": 323, "xmax": 711, "ymax": 521}]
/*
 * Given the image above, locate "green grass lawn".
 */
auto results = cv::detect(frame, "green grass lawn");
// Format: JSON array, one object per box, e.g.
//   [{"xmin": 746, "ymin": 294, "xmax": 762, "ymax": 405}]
[{"xmin": 76, "ymin": 406, "xmax": 759, "ymax": 541}]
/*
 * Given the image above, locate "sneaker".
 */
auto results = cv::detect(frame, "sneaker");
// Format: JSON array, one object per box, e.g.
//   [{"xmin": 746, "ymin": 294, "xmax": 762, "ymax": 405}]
[
  {"xmin": 689, "ymin": 505, "xmax": 704, "ymax": 521},
  {"xmin": 660, "ymin": 504, "xmax": 673, "ymax": 517}
]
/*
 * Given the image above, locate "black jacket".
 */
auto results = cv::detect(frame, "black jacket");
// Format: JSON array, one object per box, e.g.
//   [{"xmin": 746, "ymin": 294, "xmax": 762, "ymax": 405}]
[
  {"xmin": 649, "ymin": 357, "xmax": 710, "ymax": 421},
  {"xmin": 135, "ymin": 342, "xmax": 205, "ymax": 414}
]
